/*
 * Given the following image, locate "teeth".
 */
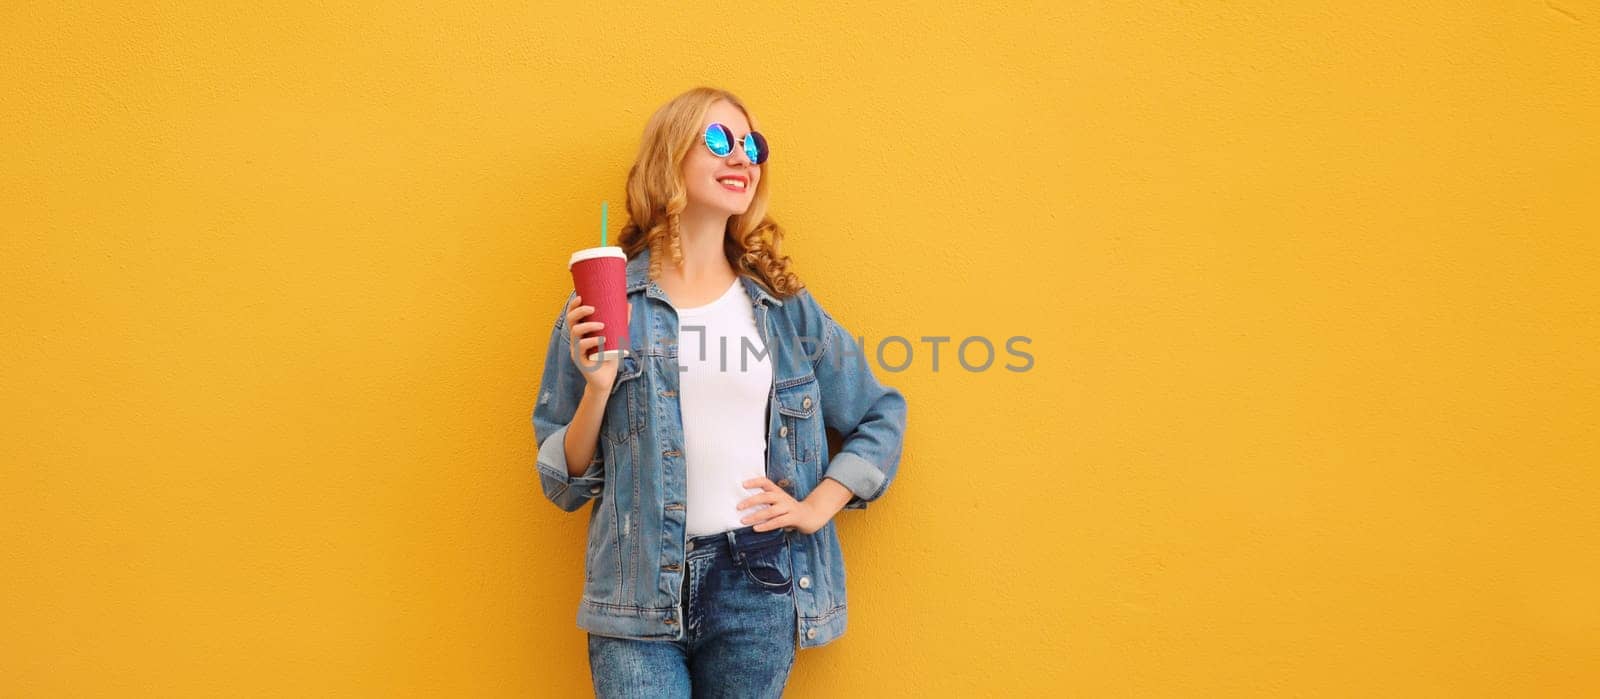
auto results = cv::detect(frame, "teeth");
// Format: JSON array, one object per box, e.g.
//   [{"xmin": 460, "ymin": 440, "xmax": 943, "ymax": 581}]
[{"xmin": 717, "ymin": 178, "xmax": 746, "ymax": 189}]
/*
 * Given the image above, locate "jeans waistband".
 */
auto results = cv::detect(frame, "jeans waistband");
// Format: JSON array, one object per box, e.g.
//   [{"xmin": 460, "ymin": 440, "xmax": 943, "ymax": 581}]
[{"xmin": 685, "ymin": 524, "xmax": 789, "ymax": 558}]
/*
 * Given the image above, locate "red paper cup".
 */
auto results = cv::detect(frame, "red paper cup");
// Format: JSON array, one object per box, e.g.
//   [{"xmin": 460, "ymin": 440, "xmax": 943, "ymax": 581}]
[{"xmin": 568, "ymin": 246, "xmax": 630, "ymax": 362}]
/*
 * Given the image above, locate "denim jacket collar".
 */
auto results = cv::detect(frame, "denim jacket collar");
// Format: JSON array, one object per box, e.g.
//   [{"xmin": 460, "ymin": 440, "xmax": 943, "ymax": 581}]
[{"xmin": 624, "ymin": 245, "xmax": 784, "ymax": 308}]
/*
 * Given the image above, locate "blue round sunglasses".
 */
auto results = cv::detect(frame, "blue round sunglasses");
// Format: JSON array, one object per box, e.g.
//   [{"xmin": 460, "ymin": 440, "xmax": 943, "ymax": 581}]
[{"xmin": 703, "ymin": 122, "xmax": 769, "ymax": 165}]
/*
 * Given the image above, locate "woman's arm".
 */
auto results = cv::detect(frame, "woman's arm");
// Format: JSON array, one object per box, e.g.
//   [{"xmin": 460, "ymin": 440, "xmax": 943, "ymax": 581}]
[
  {"xmin": 736, "ymin": 291, "xmax": 908, "ymax": 533},
  {"xmin": 561, "ymin": 384, "xmax": 607, "ymax": 478},
  {"xmin": 801, "ymin": 290, "xmax": 909, "ymax": 510},
  {"xmin": 531, "ymin": 291, "xmax": 619, "ymax": 512},
  {"xmin": 808, "ymin": 477, "xmax": 857, "ymax": 514}
]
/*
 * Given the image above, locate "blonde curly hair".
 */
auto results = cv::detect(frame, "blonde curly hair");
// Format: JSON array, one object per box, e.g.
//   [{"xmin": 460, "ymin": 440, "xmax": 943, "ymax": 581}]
[{"xmin": 616, "ymin": 86, "xmax": 804, "ymax": 298}]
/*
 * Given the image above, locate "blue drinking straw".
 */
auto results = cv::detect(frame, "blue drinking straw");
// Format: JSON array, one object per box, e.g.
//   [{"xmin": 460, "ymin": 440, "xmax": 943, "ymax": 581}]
[{"xmin": 601, "ymin": 201, "xmax": 608, "ymax": 246}]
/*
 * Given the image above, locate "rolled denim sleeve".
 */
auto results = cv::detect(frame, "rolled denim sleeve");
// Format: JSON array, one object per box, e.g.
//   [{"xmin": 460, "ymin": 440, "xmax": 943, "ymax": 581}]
[
  {"xmin": 531, "ymin": 290, "xmax": 606, "ymax": 513},
  {"xmin": 805, "ymin": 291, "xmax": 908, "ymax": 510}
]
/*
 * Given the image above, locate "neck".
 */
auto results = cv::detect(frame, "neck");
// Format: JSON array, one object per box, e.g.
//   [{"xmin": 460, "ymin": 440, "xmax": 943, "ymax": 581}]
[{"xmin": 671, "ymin": 205, "xmax": 734, "ymax": 281}]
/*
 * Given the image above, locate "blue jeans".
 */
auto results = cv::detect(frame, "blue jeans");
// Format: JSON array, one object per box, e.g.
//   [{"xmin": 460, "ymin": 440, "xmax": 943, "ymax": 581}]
[{"xmin": 587, "ymin": 524, "xmax": 798, "ymax": 698}]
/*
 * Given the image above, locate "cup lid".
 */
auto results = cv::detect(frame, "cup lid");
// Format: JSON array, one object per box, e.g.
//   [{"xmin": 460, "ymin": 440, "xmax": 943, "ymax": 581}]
[{"xmin": 569, "ymin": 246, "xmax": 626, "ymax": 268}]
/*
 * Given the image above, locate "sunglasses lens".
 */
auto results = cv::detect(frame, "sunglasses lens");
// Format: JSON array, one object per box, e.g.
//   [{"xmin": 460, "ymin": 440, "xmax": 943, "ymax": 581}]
[
  {"xmin": 744, "ymin": 131, "xmax": 768, "ymax": 164},
  {"xmin": 704, "ymin": 123, "xmax": 732, "ymax": 157}
]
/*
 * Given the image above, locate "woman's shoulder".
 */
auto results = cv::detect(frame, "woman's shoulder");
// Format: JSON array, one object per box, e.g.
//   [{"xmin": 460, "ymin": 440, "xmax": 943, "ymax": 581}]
[
  {"xmin": 775, "ymin": 284, "xmax": 820, "ymax": 318},
  {"xmin": 776, "ymin": 285, "xmax": 850, "ymax": 351}
]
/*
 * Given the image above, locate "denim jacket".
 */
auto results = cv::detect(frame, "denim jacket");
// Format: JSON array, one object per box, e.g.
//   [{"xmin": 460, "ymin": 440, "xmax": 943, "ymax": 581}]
[{"xmin": 531, "ymin": 246, "xmax": 908, "ymax": 649}]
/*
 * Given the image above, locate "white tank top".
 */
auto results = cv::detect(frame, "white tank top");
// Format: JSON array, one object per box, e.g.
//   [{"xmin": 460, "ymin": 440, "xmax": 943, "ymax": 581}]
[{"xmin": 671, "ymin": 276, "xmax": 775, "ymax": 538}]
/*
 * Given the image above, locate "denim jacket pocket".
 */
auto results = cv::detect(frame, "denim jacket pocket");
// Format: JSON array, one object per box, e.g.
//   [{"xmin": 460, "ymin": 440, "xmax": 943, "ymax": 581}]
[
  {"xmin": 602, "ymin": 353, "xmax": 645, "ymax": 444},
  {"xmin": 775, "ymin": 375, "xmax": 820, "ymax": 463},
  {"xmin": 584, "ymin": 486, "xmax": 621, "ymax": 589}
]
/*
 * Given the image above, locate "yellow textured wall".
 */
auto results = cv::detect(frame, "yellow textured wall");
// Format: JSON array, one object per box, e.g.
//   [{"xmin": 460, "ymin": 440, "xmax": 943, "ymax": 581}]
[{"xmin": 3, "ymin": 2, "xmax": 1597, "ymax": 696}]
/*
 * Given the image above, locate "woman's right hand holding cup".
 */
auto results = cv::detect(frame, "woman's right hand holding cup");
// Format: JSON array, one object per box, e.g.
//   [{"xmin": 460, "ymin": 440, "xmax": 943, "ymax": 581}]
[{"xmin": 566, "ymin": 294, "xmax": 630, "ymax": 394}]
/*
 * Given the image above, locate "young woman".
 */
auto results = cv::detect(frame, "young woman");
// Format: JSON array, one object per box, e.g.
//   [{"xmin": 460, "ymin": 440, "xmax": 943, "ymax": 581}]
[{"xmin": 532, "ymin": 86, "xmax": 908, "ymax": 697}]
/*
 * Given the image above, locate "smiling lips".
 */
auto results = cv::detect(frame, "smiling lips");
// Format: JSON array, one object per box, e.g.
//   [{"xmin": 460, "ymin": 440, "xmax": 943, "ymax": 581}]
[{"xmin": 716, "ymin": 174, "xmax": 749, "ymax": 192}]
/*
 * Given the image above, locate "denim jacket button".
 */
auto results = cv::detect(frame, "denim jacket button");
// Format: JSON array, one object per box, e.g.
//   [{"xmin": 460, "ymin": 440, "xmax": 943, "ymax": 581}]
[
  {"xmin": 779, "ymin": 425, "xmax": 788, "ymax": 438},
  {"xmin": 588, "ymin": 486, "xmax": 601, "ymax": 495},
  {"xmin": 798, "ymin": 575, "xmax": 811, "ymax": 589},
  {"xmin": 805, "ymin": 627, "xmax": 817, "ymax": 639},
  {"xmin": 802, "ymin": 397, "xmax": 812, "ymax": 409}
]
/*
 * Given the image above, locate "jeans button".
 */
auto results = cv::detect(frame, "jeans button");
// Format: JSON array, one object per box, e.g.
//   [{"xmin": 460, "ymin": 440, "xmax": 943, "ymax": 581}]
[
  {"xmin": 798, "ymin": 575, "xmax": 810, "ymax": 589},
  {"xmin": 805, "ymin": 627, "xmax": 817, "ymax": 639},
  {"xmin": 779, "ymin": 425, "xmax": 788, "ymax": 438},
  {"xmin": 802, "ymin": 397, "xmax": 812, "ymax": 409},
  {"xmin": 589, "ymin": 486, "xmax": 601, "ymax": 495},
  {"xmin": 686, "ymin": 540, "xmax": 695, "ymax": 552}
]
